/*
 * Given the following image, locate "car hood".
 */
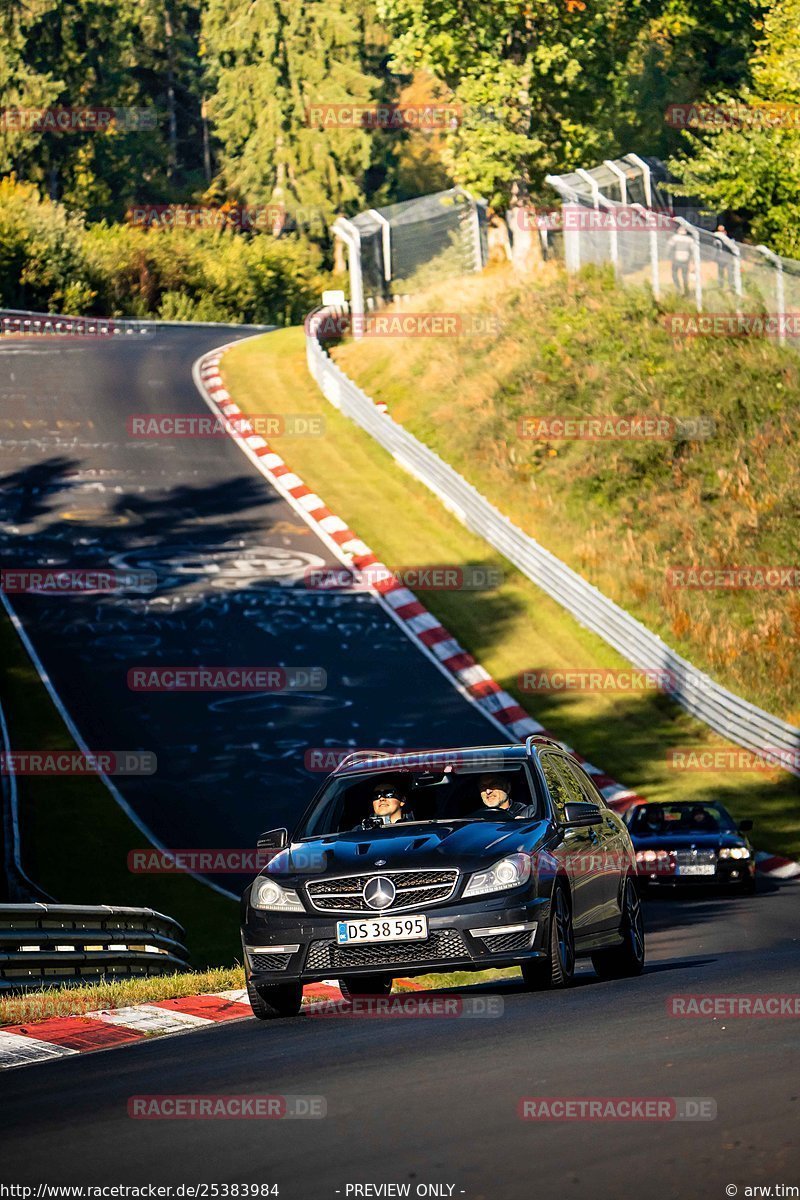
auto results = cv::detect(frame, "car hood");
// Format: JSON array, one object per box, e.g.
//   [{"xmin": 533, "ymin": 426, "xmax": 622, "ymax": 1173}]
[
  {"xmin": 630, "ymin": 831, "xmax": 748, "ymax": 851},
  {"xmin": 264, "ymin": 819, "xmax": 550, "ymax": 882}
]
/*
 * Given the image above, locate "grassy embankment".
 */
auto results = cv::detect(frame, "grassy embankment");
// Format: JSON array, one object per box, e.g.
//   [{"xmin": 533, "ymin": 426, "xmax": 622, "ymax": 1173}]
[
  {"xmin": 335, "ymin": 266, "xmax": 800, "ymax": 723},
  {"xmin": 223, "ymin": 321, "xmax": 799, "ymax": 859}
]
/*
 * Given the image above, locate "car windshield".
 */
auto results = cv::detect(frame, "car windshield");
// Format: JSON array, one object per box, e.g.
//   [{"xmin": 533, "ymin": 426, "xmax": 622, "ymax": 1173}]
[
  {"xmin": 295, "ymin": 764, "xmax": 542, "ymax": 839},
  {"xmin": 629, "ymin": 802, "xmax": 737, "ymax": 836}
]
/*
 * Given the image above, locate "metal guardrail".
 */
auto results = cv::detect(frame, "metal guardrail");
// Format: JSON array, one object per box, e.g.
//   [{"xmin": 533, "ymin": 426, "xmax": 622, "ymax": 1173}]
[
  {"xmin": 0, "ymin": 904, "xmax": 190, "ymax": 990},
  {"xmin": 1, "ymin": 307, "xmax": 275, "ymax": 335},
  {"xmin": 305, "ymin": 311, "xmax": 800, "ymax": 776}
]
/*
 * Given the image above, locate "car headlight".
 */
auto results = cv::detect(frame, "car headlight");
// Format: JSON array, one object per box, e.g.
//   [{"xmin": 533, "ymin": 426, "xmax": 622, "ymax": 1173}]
[
  {"xmin": 719, "ymin": 847, "xmax": 750, "ymax": 860},
  {"xmin": 635, "ymin": 849, "xmax": 675, "ymax": 873},
  {"xmin": 464, "ymin": 853, "xmax": 532, "ymax": 898},
  {"xmin": 251, "ymin": 878, "xmax": 305, "ymax": 912}
]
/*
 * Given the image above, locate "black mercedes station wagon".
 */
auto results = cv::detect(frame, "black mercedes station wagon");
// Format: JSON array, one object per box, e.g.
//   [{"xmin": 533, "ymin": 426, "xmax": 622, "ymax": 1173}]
[{"xmin": 241, "ymin": 737, "xmax": 645, "ymax": 1018}]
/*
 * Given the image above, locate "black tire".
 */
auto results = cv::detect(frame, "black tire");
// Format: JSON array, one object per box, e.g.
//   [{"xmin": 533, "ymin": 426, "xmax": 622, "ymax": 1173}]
[
  {"xmin": 339, "ymin": 974, "xmax": 393, "ymax": 1001},
  {"xmin": 521, "ymin": 882, "xmax": 575, "ymax": 990},
  {"xmin": 246, "ymin": 978, "xmax": 303, "ymax": 1020},
  {"xmin": 591, "ymin": 875, "xmax": 646, "ymax": 980}
]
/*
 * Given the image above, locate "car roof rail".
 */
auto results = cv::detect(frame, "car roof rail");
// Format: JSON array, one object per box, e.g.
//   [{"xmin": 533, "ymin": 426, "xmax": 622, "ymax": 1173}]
[
  {"xmin": 524, "ymin": 733, "xmax": 563, "ymax": 755},
  {"xmin": 335, "ymin": 749, "xmax": 393, "ymax": 771}
]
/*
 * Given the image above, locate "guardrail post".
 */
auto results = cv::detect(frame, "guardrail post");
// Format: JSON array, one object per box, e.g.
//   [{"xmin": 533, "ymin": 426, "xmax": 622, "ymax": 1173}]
[
  {"xmin": 332, "ymin": 216, "xmax": 364, "ymax": 340},
  {"xmin": 603, "ymin": 160, "xmax": 628, "ymax": 206},
  {"xmin": 367, "ymin": 209, "xmax": 392, "ymax": 288},
  {"xmin": 675, "ymin": 216, "xmax": 703, "ymax": 312},
  {"xmin": 632, "ymin": 204, "xmax": 660, "ymax": 298},
  {"xmin": 601, "ymin": 200, "xmax": 619, "ymax": 275},
  {"xmin": 756, "ymin": 245, "xmax": 785, "ymax": 343},
  {"xmin": 625, "ymin": 153, "xmax": 653, "ymax": 209}
]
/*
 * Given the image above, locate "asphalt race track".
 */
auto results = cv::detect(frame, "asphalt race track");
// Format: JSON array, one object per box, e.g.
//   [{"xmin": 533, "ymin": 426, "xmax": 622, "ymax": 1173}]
[
  {"xmin": 0, "ymin": 326, "xmax": 497, "ymax": 890},
  {"xmin": 1, "ymin": 883, "xmax": 798, "ymax": 1195}
]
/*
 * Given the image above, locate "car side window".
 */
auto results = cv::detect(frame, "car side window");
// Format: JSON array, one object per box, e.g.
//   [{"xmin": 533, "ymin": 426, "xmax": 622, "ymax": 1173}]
[
  {"xmin": 539, "ymin": 753, "xmax": 577, "ymax": 821},
  {"xmin": 567, "ymin": 761, "xmax": 608, "ymax": 809}
]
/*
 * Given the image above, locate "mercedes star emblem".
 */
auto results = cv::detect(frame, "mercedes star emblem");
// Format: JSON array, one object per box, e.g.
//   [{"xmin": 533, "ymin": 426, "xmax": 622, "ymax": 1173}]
[
  {"xmin": 375, "ymin": 859, "xmax": 387, "ymax": 867},
  {"xmin": 363, "ymin": 876, "xmax": 396, "ymax": 910}
]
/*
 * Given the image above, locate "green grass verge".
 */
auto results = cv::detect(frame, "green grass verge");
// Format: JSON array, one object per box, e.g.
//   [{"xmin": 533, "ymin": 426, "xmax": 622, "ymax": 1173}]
[
  {"xmin": 0, "ymin": 967, "xmax": 245, "ymax": 1027},
  {"xmin": 0, "ymin": 611, "xmax": 239, "ymax": 967},
  {"xmin": 334, "ymin": 266, "xmax": 800, "ymax": 723},
  {"xmin": 222, "ymin": 326, "xmax": 800, "ymax": 860},
  {"xmin": 0, "ymin": 966, "xmax": 509, "ymax": 1027}
]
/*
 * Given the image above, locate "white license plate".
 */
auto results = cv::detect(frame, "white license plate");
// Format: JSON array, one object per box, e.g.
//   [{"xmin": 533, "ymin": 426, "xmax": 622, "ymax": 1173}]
[
  {"xmin": 336, "ymin": 915, "xmax": 428, "ymax": 945},
  {"xmin": 677, "ymin": 864, "xmax": 716, "ymax": 876}
]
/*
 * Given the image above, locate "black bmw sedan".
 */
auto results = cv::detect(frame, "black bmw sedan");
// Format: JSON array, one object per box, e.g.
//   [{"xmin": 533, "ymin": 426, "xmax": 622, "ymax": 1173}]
[
  {"xmin": 240, "ymin": 736, "xmax": 645, "ymax": 1018},
  {"xmin": 625, "ymin": 800, "xmax": 756, "ymax": 892}
]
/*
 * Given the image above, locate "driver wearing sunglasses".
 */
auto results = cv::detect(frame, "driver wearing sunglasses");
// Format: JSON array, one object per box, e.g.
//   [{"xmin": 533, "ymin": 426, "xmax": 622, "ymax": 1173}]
[{"xmin": 356, "ymin": 780, "xmax": 410, "ymax": 829}]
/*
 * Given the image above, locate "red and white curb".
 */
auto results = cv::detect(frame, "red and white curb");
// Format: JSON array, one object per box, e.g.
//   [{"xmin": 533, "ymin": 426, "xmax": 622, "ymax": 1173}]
[
  {"xmin": 0, "ymin": 980, "xmax": 424, "ymax": 1072},
  {"xmin": 191, "ymin": 346, "xmax": 800, "ymax": 885},
  {"xmin": 0, "ymin": 988, "xmax": 251, "ymax": 1070}
]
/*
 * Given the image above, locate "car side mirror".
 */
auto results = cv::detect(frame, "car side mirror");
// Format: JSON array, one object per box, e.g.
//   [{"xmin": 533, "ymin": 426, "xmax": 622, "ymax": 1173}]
[
  {"xmin": 563, "ymin": 801, "xmax": 603, "ymax": 827},
  {"xmin": 256, "ymin": 827, "xmax": 288, "ymax": 850},
  {"xmin": 738, "ymin": 818, "xmax": 754, "ymax": 832}
]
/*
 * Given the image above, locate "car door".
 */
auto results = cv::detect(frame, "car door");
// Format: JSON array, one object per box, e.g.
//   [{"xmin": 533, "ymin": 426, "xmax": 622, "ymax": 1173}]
[
  {"xmin": 562, "ymin": 759, "xmax": 624, "ymax": 929},
  {"xmin": 538, "ymin": 752, "xmax": 605, "ymax": 937}
]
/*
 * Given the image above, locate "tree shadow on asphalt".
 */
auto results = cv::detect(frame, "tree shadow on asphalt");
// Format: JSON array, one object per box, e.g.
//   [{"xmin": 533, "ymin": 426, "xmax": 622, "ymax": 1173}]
[{"xmin": 0, "ymin": 456, "xmax": 530, "ymax": 906}]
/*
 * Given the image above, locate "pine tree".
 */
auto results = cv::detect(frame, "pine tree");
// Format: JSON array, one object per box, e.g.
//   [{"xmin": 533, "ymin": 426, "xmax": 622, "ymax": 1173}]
[
  {"xmin": 1, "ymin": 0, "xmax": 206, "ymax": 220},
  {"xmin": 0, "ymin": 0, "xmax": 61, "ymax": 175},
  {"xmin": 203, "ymin": 0, "xmax": 391, "ymax": 236}
]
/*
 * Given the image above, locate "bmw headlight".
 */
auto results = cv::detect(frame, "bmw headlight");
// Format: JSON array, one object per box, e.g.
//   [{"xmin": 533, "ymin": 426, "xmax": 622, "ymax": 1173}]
[
  {"xmin": 464, "ymin": 853, "xmax": 532, "ymax": 898},
  {"xmin": 719, "ymin": 847, "xmax": 751, "ymax": 860},
  {"xmin": 635, "ymin": 849, "xmax": 675, "ymax": 874},
  {"xmin": 251, "ymin": 878, "xmax": 305, "ymax": 912}
]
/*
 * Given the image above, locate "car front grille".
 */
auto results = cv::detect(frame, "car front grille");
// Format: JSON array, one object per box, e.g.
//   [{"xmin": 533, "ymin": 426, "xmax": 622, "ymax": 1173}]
[
  {"xmin": 250, "ymin": 952, "xmax": 292, "ymax": 972},
  {"xmin": 478, "ymin": 930, "xmax": 534, "ymax": 954},
  {"xmin": 306, "ymin": 869, "xmax": 459, "ymax": 914},
  {"xmin": 304, "ymin": 929, "xmax": 469, "ymax": 972},
  {"xmin": 674, "ymin": 849, "xmax": 717, "ymax": 869}
]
